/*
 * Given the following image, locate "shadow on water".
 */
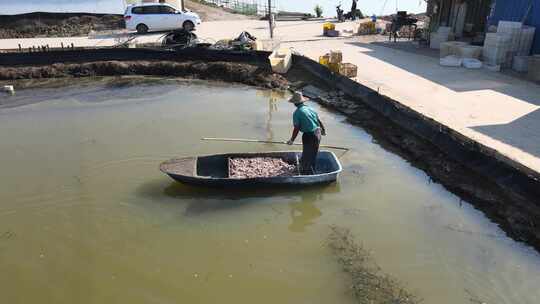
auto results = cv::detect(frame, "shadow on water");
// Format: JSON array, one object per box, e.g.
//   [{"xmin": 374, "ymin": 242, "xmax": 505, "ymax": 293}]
[{"xmin": 136, "ymin": 178, "xmax": 340, "ymax": 217}]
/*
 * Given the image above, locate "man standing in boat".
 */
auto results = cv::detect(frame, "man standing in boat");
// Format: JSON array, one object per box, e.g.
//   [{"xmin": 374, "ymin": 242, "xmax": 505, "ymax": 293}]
[{"xmin": 287, "ymin": 91, "xmax": 326, "ymax": 175}]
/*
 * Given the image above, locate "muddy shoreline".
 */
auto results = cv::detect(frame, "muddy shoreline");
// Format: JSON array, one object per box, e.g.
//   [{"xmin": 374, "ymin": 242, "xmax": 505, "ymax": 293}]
[
  {"xmin": 0, "ymin": 13, "xmax": 124, "ymax": 39},
  {"xmin": 1, "ymin": 49, "xmax": 538, "ymax": 252},
  {"xmin": 287, "ymin": 63, "xmax": 540, "ymax": 251},
  {"xmin": 307, "ymin": 84, "xmax": 540, "ymax": 249},
  {"xmin": 0, "ymin": 60, "xmax": 288, "ymax": 90}
]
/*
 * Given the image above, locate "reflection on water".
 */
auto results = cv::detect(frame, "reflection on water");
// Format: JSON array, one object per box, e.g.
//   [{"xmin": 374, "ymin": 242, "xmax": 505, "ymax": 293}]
[
  {"xmin": 0, "ymin": 77, "xmax": 181, "ymax": 109},
  {"xmin": 256, "ymin": 90, "xmax": 286, "ymax": 142},
  {"xmin": 157, "ymin": 180, "xmax": 334, "ymax": 220},
  {"xmin": 288, "ymin": 191, "xmax": 323, "ymax": 233},
  {"xmin": 1, "ymin": 78, "xmax": 540, "ymax": 304}
]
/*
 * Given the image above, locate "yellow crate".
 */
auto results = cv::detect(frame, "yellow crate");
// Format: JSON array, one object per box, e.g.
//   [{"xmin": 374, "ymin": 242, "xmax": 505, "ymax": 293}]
[
  {"xmin": 357, "ymin": 21, "xmax": 377, "ymax": 35},
  {"xmin": 319, "ymin": 54, "xmax": 330, "ymax": 66},
  {"xmin": 329, "ymin": 50, "xmax": 343, "ymax": 64},
  {"xmin": 323, "ymin": 22, "xmax": 336, "ymax": 32},
  {"xmin": 339, "ymin": 63, "xmax": 358, "ymax": 78},
  {"xmin": 328, "ymin": 63, "xmax": 340, "ymax": 73}
]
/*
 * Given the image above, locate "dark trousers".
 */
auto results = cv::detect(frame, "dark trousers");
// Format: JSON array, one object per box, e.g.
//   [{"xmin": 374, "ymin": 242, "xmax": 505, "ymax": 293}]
[{"xmin": 301, "ymin": 129, "xmax": 321, "ymax": 175}]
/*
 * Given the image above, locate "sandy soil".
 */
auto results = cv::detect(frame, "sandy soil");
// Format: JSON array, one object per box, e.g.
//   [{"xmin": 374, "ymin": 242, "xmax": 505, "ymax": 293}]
[{"xmin": 0, "ymin": 14, "xmax": 124, "ymax": 39}]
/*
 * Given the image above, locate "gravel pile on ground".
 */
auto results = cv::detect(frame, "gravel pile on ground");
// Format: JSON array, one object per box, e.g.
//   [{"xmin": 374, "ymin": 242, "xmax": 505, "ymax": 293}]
[{"xmin": 229, "ymin": 157, "xmax": 297, "ymax": 178}]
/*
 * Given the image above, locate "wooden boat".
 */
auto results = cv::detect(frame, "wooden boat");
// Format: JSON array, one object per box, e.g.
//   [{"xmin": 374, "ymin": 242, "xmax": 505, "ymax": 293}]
[{"xmin": 160, "ymin": 151, "xmax": 342, "ymax": 187}]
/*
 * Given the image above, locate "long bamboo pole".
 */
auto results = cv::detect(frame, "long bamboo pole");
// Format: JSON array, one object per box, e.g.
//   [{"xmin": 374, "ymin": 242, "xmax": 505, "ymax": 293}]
[{"xmin": 202, "ymin": 137, "xmax": 350, "ymax": 151}]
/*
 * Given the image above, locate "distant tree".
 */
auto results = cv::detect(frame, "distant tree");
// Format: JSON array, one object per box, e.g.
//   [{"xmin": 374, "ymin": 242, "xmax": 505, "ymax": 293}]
[{"xmin": 314, "ymin": 5, "xmax": 323, "ymax": 18}]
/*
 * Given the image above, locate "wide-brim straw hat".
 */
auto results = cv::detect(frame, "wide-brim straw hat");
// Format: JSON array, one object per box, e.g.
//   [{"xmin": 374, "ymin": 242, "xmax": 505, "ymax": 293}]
[{"xmin": 288, "ymin": 91, "xmax": 307, "ymax": 104}]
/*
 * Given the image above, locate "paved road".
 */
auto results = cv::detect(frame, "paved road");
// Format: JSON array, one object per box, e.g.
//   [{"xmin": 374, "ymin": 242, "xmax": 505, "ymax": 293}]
[{"xmin": 3, "ymin": 19, "xmax": 540, "ymax": 174}]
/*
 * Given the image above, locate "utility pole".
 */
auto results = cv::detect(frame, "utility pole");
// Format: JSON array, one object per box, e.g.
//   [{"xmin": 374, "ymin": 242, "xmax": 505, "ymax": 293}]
[
  {"xmin": 181, "ymin": 0, "xmax": 185, "ymax": 11},
  {"xmin": 268, "ymin": 0, "xmax": 274, "ymax": 38}
]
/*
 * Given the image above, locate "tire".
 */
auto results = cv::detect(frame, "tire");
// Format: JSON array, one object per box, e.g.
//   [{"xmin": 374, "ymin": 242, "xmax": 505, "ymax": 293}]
[
  {"xmin": 136, "ymin": 24, "xmax": 148, "ymax": 34},
  {"xmin": 183, "ymin": 21, "xmax": 195, "ymax": 32}
]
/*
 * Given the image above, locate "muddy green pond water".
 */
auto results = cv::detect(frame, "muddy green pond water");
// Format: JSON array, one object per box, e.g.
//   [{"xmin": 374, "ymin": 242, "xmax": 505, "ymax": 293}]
[{"xmin": 0, "ymin": 78, "xmax": 539, "ymax": 304}]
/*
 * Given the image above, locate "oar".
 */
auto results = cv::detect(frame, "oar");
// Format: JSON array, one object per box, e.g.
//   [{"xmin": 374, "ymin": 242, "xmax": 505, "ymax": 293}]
[{"xmin": 201, "ymin": 137, "xmax": 350, "ymax": 151}]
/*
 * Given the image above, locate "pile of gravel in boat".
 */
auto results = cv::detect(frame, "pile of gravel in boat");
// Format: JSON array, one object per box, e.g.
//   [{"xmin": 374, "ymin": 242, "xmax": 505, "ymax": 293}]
[
  {"xmin": 229, "ymin": 157, "xmax": 297, "ymax": 178},
  {"xmin": 328, "ymin": 226, "xmax": 420, "ymax": 304}
]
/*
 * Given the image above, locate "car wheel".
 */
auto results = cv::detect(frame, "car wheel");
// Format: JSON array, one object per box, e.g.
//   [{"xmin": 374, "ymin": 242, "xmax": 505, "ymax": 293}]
[
  {"xmin": 136, "ymin": 24, "xmax": 149, "ymax": 34},
  {"xmin": 183, "ymin": 21, "xmax": 195, "ymax": 32}
]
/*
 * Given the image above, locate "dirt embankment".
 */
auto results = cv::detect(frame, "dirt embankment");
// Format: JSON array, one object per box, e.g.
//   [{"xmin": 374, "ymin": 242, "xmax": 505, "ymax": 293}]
[
  {"xmin": 185, "ymin": 0, "xmax": 254, "ymax": 21},
  {"xmin": 0, "ymin": 1, "xmax": 250, "ymax": 39},
  {"xmin": 0, "ymin": 13, "xmax": 125, "ymax": 39},
  {"xmin": 0, "ymin": 60, "xmax": 288, "ymax": 90}
]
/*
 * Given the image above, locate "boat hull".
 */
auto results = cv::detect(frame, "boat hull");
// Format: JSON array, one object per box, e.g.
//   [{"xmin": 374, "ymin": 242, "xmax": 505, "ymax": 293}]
[{"xmin": 160, "ymin": 151, "xmax": 342, "ymax": 188}]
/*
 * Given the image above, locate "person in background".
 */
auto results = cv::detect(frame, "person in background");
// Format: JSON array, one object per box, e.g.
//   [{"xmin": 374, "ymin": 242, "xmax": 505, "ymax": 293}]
[
  {"xmin": 287, "ymin": 92, "xmax": 326, "ymax": 175},
  {"xmin": 351, "ymin": 0, "xmax": 358, "ymax": 20}
]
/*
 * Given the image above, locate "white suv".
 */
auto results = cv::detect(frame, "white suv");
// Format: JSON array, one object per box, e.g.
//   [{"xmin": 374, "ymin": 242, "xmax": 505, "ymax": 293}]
[{"xmin": 125, "ymin": 3, "xmax": 202, "ymax": 34}]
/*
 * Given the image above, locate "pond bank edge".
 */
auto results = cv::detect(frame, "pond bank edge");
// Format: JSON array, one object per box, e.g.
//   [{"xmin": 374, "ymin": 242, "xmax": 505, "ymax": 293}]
[
  {"xmin": 292, "ymin": 55, "xmax": 540, "ymax": 251},
  {"xmin": 0, "ymin": 47, "xmax": 538, "ymax": 251}
]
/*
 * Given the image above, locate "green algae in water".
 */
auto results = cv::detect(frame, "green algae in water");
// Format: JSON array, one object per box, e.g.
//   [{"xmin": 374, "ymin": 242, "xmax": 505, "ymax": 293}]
[{"xmin": 328, "ymin": 226, "xmax": 421, "ymax": 304}]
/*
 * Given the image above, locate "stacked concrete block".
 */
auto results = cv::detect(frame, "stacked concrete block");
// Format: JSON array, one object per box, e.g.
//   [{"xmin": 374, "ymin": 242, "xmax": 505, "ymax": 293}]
[
  {"xmin": 482, "ymin": 32, "xmax": 512, "ymax": 66},
  {"xmin": 456, "ymin": 45, "xmax": 483, "ymax": 59},
  {"xmin": 440, "ymin": 41, "xmax": 468, "ymax": 57},
  {"xmin": 497, "ymin": 21, "xmax": 523, "ymax": 67},
  {"xmin": 512, "ymin": 55, "xmax": 530, "ymax": 73},
  {"xmin": 517, "ymin": 26, "xmax": 536, "ymax": 56},
  {"xmin": 497, "ymin": 21, "xmax": 523, "ymax": 52},
  {"xmin": 528, "ymin": 55, "xmax": 540, "ymax": 82},
  {"xmin": 430, "ymin": 26, "xmax": 452, "ymax": 49}
]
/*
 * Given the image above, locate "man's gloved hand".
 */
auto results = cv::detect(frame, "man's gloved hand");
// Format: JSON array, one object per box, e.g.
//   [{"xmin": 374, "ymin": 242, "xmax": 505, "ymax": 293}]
[
  {"xmin": 287, "ymin": 140, "xmax": 294, "ymax": 145},
  {"xmin": 321, "ymin": 129, "xmax": 327, "ymax": 136}
]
